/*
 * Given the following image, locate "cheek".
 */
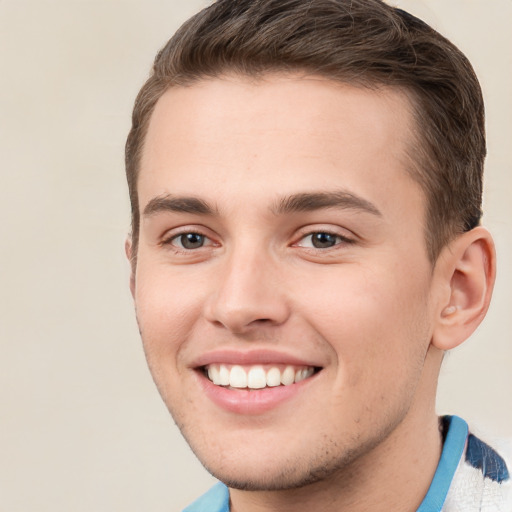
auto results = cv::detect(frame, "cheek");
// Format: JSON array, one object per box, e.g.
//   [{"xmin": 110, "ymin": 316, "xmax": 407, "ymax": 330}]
[
  {"xmin": 134, "ymin": 266, "xmax": 205, "ymax": 366},
  {"xmin": 293, "ymin": 265, "xmax": 432, "ymax": 383},
  {"xmin": 133, "ymin": 270, "xmax": 207, "ymax": 423}
]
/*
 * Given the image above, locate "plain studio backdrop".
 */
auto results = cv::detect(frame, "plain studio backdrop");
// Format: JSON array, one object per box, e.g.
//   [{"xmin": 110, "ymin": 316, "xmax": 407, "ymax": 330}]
[{"xmin": 0, "ymin": 0, "xmax": 510, "ymax": 510}]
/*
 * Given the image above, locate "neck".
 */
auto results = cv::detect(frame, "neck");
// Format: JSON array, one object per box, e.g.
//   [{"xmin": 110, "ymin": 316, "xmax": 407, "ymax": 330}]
[{"xmin": 229, "ymin": 349, "xmax": 444, "ymax": 512}]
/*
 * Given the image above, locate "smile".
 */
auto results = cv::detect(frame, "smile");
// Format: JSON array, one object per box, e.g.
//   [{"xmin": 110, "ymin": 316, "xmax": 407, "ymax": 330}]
[{"xmin": 204, "ymin": 364, "xmax": 317, "ymax": 390}]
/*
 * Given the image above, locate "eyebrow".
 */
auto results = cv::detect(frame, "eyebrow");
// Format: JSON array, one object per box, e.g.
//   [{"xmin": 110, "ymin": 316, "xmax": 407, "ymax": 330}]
[
  {"xmin": 142, "ymin": 190, "xmax": 381, "ymax": 218},
  {"xmin": 272, "ymin": 191, "xmax": 382, "ymax": 217},
  {"xmin": 143, "ymin": 194, "xmax": 218, "ymax": 217}
]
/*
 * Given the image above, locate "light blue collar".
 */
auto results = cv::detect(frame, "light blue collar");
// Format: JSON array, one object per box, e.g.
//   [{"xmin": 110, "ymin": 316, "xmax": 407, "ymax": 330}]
[
  {"xmin": 182, "ymin": 481, "xmax": 229, "ymax": 512},
  {"xmin": 417, "ymin": 415, "xmax": 468, "ymax": 511}
]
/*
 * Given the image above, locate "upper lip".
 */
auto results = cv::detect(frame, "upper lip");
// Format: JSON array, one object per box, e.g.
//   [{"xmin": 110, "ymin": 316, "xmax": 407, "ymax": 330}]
[{"xmin": 190, "ymin": 348, "xmax": 323, "ymax": 369}]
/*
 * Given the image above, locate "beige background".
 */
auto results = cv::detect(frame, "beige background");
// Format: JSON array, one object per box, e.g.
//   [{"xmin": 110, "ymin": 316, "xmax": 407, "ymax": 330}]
[{"xmin": 0, "ymin": 0, "xmax": 510, "ymax": 510}]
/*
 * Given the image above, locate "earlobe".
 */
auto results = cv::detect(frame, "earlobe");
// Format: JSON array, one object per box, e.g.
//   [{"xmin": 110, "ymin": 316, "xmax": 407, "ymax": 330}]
[
  {"xmin": 431, "ymin": 227, "xmax": 496, "ymax": 351},
  {"xmin": 125, "ymin": 237, "xmax": 136, "ymax": 298}
]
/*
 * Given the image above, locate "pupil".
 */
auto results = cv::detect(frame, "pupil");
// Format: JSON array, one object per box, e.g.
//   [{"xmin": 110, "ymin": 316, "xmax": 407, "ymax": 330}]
[
  {"xmin": 181, "ymin": 233, "xmax": 204, "ymax": 249},
  {"xmin": 312, "ymin": 232, "xmax": 336, "ymax": 248}
]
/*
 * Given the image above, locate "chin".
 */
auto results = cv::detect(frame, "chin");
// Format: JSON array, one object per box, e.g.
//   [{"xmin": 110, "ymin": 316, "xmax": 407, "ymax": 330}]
[
  {"xmin": 201, "ymin": 458, "xmax": 335, "ymax": 492},
  {"xmin": 185, "ymin": 429, "xmax": 372, "ymax": 492}
]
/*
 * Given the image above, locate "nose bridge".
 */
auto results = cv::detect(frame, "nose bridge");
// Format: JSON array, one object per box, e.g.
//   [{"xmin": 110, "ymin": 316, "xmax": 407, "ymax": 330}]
[{"xmin": 205, "ymin": 239, "xmax": 289, "ymax": 332}]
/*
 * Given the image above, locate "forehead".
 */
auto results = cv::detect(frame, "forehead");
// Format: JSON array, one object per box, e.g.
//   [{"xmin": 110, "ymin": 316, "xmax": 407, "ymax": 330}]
[{"xmin": 139, "ymin": 74, "xmax": 423, "ymax": 220}]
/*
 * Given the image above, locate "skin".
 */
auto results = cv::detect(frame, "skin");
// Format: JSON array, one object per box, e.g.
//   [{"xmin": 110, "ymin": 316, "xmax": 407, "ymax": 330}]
[{"xmin": 127, "ymin": 74, "xmax": 495, "ymax": 511}]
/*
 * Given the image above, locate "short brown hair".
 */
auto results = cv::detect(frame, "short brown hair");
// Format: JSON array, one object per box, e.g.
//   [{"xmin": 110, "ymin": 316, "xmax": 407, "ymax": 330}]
[{"xmin": 126, "ymin": 0, "xmax": 485, "ymax": 263}]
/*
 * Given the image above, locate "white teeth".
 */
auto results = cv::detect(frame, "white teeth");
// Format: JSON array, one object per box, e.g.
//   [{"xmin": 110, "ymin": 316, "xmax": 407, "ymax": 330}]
[
  {"xmin": 206, "ymin": 363, "xmax": 316, "ymax": 389},
  {"xmin": 229, "ymin": 365, "xmax": 247, "ymax": 388},
  {"xmin": 208, "ymin": 365, "xmax": 221, "ymax": 385},
  {"xmin": 266, "ymin": 367, "xmax": 281, "ymax": 387},
  {"xmin": 247, "ymin": 366, "xmax": 267, "ymax": 389},
  {"xmin": 280, "ymin": 366, "xmax": 295, "ymax": 386},
  {"xmin": 219, "ymin": 364, "xmax": 230, "ymax": 386}
]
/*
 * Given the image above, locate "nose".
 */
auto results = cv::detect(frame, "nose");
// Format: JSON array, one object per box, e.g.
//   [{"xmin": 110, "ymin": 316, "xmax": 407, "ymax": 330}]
[{"xmin": 204, "ymin": 245, "xmax": 290, "ymax": 334}]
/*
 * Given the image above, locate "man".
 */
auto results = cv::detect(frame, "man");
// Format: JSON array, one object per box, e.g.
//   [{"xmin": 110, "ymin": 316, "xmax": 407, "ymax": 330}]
[{"xmin": 124, "ymin": 0, "xmax": 510, "ymax": 510}]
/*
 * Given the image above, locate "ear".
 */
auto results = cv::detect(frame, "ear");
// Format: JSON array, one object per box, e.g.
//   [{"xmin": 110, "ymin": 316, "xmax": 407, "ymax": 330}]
[
  {"xmin": 431, "ymin": 227, "xmax": 496, "ymax": 351},
  {"xmin": 125, "ymin": 236, "xmax": 136, "ymax": 298}
]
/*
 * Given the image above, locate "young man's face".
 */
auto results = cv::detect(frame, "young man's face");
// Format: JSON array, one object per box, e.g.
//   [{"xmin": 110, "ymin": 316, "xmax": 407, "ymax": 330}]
[{"xmin": 131, "ymin": 75, "xmax": 441, "ymax": 490}]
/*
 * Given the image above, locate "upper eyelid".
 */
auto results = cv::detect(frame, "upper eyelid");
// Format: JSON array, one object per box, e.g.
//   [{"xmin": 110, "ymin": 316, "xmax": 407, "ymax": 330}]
[
  {"xmin": 293, "ymin": 225, "xmax": 357, "ymax": 241},
  {"xmin": 160, "ymin": 225, "xmax": 216, "ymax": 242},
  {"xmin": 300, "ymin": 228, "xmax": 352, "ymax": 237}
]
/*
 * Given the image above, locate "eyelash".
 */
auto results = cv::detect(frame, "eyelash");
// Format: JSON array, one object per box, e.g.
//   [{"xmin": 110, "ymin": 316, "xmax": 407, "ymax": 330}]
[
  {"xmin": 293, "ymin": 230, "xmax": 355, "ymax": 250},
  {"xmin": 161, "ymin": 228, "xmax": 355, "ymax": 254}
]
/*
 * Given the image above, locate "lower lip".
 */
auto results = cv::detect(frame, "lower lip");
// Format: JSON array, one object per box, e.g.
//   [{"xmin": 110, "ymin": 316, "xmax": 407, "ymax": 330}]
[{"xmin": 197, "ymin": 371, "xmax": 318, "ymax": 415}]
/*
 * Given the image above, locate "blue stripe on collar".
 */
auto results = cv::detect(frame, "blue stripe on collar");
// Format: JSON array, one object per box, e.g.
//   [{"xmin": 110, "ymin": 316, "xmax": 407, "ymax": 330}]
[
  {"xmin": 417, "ymin": 415, "xmax": 468, "ymax": 512},
  {"xmin": 466, "ymin": 433, "xmax": 510, "ymax": 483}
]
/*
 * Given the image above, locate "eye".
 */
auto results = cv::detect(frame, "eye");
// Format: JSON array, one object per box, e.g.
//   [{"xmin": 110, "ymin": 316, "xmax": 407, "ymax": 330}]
[
  {"xmin": 171, "ymin": 232, "xmax": 208, "ymax": 250},
  {"xmin": 309, "ymin": 232, "xmax": 339, "ymax": 248},
  {"xmin": 296, "ymin": 231, "xmax": 352, "ymax": 249}
]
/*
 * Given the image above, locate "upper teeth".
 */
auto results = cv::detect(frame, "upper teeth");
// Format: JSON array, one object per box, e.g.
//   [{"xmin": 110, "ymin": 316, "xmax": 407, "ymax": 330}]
[{"xmin": 206, "ymin": 364, "xmax": 315, "ymax": 389}]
